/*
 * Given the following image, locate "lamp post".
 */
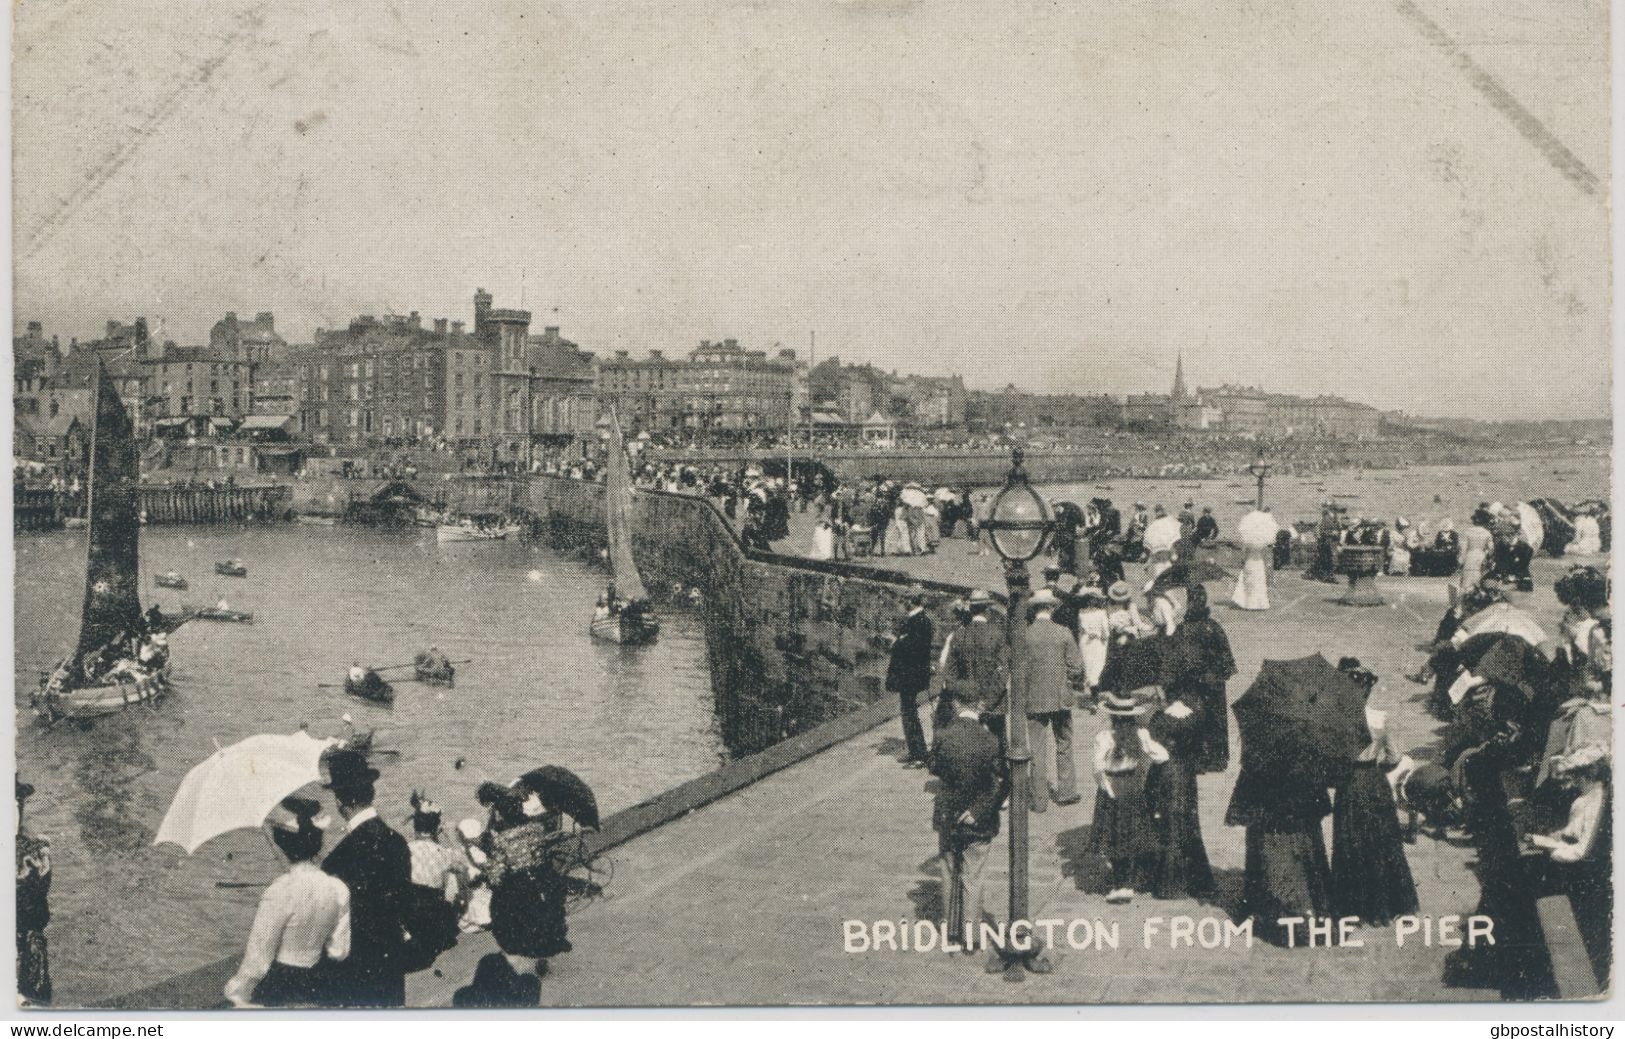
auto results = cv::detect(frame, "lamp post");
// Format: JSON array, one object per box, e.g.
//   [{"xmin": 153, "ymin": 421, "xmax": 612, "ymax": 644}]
[
  {"xmin": 977, "ymin": 446, "xmax": 1055, "ymax": 981},
  {"xmin": 1248, "ymin": 451, "xmax": 1272, "ymax": 511}
]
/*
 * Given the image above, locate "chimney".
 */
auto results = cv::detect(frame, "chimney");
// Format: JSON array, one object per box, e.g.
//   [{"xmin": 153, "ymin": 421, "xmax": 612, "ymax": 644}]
[
  {"xmin": 106, "ymin": 321, "xmax": 118, "ymax": 338},
  {"xmin": 649, "ymin": 350, "xmax": 664, "ymax": 360},
  {"xmin": 26, "ymin": 321, "xmax": 41, "ymax": 335},
  {"xmin": 700, "ymin": 340, "xmax": 711, "ymax": 349},
  {"xmin": 434, "ymin": 318, "xmax": 448, "ymax": 334},
  {"xmin": 615, "ymin": 350, "xmax": 629, "ymax": 359},
  {"xmin": 473, "ymin": 288, "xmax": 493, "ymax": 335},
  {"xmin": 723, "ymin": 338, "xmax": 738, "ymax": 349},
  {"xmin": 451, "ymin": 321, "xmax": 465, "ymax": 336},
  {"xmin": 544, "ymin": 326, "xmax": 560, "ymax": 340},
  {"xmin": 255, "ymin": 311, "xmax": 274, "ymax": 328},
  {"xmin": 409, "ymin": 310, "xmax": 421, "ymax": 328}
]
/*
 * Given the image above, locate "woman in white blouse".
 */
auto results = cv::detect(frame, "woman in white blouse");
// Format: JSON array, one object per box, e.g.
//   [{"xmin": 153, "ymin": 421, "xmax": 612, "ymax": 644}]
[{"xmin": 225, "ymin": 797, "xmax": 350, "ymax": 1008}]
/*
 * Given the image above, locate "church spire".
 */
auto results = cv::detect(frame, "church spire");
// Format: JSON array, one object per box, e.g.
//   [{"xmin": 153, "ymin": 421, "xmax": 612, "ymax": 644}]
[{"xmin": 1172, "ymin": 349, "xmax": 1188, "ymax": 399}]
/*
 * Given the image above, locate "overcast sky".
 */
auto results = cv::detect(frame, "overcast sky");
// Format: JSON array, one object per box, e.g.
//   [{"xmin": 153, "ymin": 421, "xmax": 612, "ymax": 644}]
[{"xmin": 11, "ymin": 0, "xmax": 1611, "ymax": 417}]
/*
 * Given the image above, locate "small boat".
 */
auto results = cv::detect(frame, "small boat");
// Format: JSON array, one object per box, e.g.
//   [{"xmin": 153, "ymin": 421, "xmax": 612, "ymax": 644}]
[
  {"xmin": 414, "ymin": 506, "xmax": 447, "ymax": 528},
  {"xmin": 436, "ymin": 513, "xmax": 516, "ymax": 543},
  {"xmin": 344, "ymin": 671, "xmax": 395, "ymax": 704},
  {"xmin": 295, "ymin": 514, "xmax": 339, "ymax": 527},
  {"xmin": 590, "ymin": 606, "xmax": 660, "ymax": 645},
  {"xmin": 42, "ymin": 665, "xmax": 169, "ymax": 719},
  {"xmin": 215, "ymin": 559, "xmax": 248, "ymax": 577},
  {"xmin": 154, "ymin": 571, "xmax": 188, "ymax": 590},
  {"xmin": 64, "ymin": 516, "xmax": 88, "ymax": 529},
  {"xmin": 413, "ymin": 650, "xmax": 456, "ymax": 687},
  {"xmin": 590, "ymin": 406, "xmax": 660, "ymax": 646},
  {"xmin": 1233, "ymin": 499, "xmax": 1256, "ymax": 506},
  {"xmin": 195, "ymin": 607, "xmax": 254, "ymax": 624}
]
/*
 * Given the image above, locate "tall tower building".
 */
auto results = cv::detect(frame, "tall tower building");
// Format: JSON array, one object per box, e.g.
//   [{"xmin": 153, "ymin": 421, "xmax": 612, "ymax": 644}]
[{"xmin": 1171, "ymin": 349, "xmax": 1188, "ymax": 400}]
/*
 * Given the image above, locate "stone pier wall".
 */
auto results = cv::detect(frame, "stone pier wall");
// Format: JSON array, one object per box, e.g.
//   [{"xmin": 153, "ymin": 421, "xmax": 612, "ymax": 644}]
[{"xmin": 520, "ymin": 475, "xmax": 975, "ymax": 757}]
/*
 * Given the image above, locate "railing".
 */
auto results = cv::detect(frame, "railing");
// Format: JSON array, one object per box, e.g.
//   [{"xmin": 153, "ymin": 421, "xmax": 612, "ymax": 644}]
[{"xmin": 138, "ymin": 485, "xmax": 293, "ymax": 524}]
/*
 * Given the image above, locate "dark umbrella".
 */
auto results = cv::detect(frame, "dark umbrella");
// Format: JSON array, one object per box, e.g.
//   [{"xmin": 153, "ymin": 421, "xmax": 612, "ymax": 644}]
[
  {"xmin": 1150, "ymin": 558, "xmax": 1232, "ymax": 595},
  {"xmin": 517, "ymin": 766, "xmax": 600, "ymax": 831},
  {"xmin": 1231, "ymin": 654, "xmax": 1370, "ymax": 792},
  {"xmin": 1098, "ymin": 635, "xmax": 1171, "ymax": 694}
]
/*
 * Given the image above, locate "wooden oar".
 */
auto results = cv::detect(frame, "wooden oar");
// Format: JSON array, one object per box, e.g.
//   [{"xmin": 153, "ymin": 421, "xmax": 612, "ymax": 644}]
[
  {"xmin": 215, "ymin": 881, "xmax": 266, "ymax": 889},
  {"xmin": 372, "ymin": 658, "xmax": 473, "ymax": 673}
]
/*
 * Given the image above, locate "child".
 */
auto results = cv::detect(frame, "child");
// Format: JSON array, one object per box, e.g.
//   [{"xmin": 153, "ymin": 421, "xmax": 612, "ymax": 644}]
[{"xmin": 1087, "ymin": 691, "xmax": 1168, "ymax": 904}]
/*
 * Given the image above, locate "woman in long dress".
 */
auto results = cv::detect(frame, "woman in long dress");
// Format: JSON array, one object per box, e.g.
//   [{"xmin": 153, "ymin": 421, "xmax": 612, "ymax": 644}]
[
  {"xmin": 1329, "ymin": 661, "xmax": 1419, "ymax": 925},
  {"xmin": 1233, "ymin": 509, "xmax": 1278, "ymax": 610},
  {"xmin": 1458, "ymin": 514, "xmax": 1493, "ymax": 590},
  {"xmin": 1164, "ymin": 585, "xmax": 1237, "ymax": 774},
  {"xmin": 1227, "ymin": 765, "xmax": 1333, "ymax": 946},
  {"xmin": 885, "ymin": 504, "xmax": 912, "ymax": 556},
  {"xmin": 478, "ymin": 784, "xmax": 571, "ymax": 974},
  {"xmin": 1148, "ymin": 683, "xmax": 1215, "ymax": 901},
  {"xmin": 1388, "ymin": 518, "xmax": 1413, "ymax": 576},
  {"xmin": 808, "ymin": 520, "xmax": 834, "ymax": 561},
  {"xmin": 1076, "ymin": 589, "xmax": 1111, "ymax": 697}
]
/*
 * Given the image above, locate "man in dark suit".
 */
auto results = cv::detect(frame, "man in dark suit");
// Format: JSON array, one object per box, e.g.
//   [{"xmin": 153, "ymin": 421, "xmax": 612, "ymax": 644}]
[
  {"xmin": 886, "ymin": 588, "xmax": 935, "ymax": 767},
  {"xmin": 1024, "ymin": 590, "xmax": 1084, "ymax": 810},
  {"xmin": 944, "ymin": 589, "xmax": 1009, "ymax": 741},
  {"xmin": 929, "ymin": 686, "xmax": 1008, "ymax": 947},
  {"xmin": 321, "ymin": 750, "xmax": 412, "ymax": 1007}
]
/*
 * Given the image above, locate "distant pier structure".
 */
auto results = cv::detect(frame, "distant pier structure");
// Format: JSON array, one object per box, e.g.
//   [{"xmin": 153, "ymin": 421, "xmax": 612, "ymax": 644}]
[{"xmin": 137, "ymin": 484, "xmax": 292, "ymax": 524}]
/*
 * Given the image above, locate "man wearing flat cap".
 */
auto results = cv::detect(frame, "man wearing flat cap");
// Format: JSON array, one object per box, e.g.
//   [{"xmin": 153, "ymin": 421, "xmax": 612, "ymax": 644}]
[{"xmin": 321, "ymin": 750, "xmax": 412, "ymax": 1006}]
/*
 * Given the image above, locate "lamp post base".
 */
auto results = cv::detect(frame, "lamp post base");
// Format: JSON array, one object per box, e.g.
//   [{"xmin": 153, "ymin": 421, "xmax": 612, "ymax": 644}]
[{"xmin": 985, "ymin": 943, "xmax": 1054, "ymax": 981}]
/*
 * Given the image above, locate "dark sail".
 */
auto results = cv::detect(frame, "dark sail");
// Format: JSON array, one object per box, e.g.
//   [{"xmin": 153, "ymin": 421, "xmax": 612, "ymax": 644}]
[
  {"xmin": 604, "ymin": 407, "xmax": 648, "ymax": 602},
  {"xmin": 71, "ymin": 364, "xmax": 144, "ymax": 668}
]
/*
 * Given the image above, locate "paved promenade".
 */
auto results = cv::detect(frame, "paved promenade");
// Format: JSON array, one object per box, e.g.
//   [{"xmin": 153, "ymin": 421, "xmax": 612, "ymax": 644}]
[{"xmin": 408, "ymin": 524, "xmax": 1561, "ymax": 1005}]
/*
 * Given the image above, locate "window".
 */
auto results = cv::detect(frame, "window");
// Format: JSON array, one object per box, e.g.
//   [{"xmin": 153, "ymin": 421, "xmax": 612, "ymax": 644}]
[
  {"xmin": 455, "ymin": 373, "xmax": 463, "ymax": 388},
  {"xmin": 455, "ymin": 352, "xmax": 464, "ymax": 364},
  {"xmin": 474, "ymin": 394, "xmax": 482, "ymax": 409},
  {"xmin": 455, "ymin": 393, "xmax": 464, "ymax": 408},
  {"xmin": 318, "ymin": 408, "xmax": 328, "ymax": 426},
  {"xmin": 455, "ymin": 418, "xmax": 464, "ymax": 434},
  {"xmin": 474, "ymin": 373, "xmax": 482, "ymax": 387},
  {"xmin": 473, "ymin": 418, "xmax": 481, "ymax": 434}
]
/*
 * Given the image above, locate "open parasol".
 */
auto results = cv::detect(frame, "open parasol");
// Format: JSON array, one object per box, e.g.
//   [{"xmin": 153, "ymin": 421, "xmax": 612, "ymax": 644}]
[
  {"xmin": 517, "ymin": 766, "xmax": 601, "ymax": 831},
  {"xmin": 1236, "ymin": 510, "xmax": 1280, "ymax": 549},
  {"xmin": 1231, "ymin": 654, "xmax": 1370, "ymax": 791},
  {"xmin": 1452, "ymin": 602, "xmax": 1547, "ymax": 649},
  {"xmin": 1144, "ymin": 515, "xmax": 1182, "ymax": 553},
  {"xmin": 154, "ymin": 732, "xmax": 339, "ymax": 854},
  {"xmin": 899, "ymin": 486, "xmax": 929, "ymax": 508},
  {"xmin": 1150, "ymin": 557, "xmax": 1232, "ymax": 595}
]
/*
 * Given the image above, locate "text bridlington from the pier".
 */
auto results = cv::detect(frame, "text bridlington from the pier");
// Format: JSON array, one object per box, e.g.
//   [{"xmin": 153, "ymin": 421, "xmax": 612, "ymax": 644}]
[{"xmin": 842, "ymin": 914, "xmax": 1496, "ymax": 954}]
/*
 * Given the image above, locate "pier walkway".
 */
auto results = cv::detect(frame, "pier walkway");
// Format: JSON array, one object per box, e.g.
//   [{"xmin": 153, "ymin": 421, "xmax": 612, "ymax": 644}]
[{"xmin": 406, "ymin": 546, "xmax": 1531, "ymax": 1006}]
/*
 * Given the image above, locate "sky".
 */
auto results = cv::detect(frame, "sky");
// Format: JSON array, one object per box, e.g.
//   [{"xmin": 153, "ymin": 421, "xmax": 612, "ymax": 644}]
[{"xmin": 10, "ymin": 0, "xmax": 1613, "ymax": 418}]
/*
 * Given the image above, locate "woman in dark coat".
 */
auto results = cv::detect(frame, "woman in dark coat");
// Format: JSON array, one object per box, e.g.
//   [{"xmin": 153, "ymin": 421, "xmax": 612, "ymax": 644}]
[
  {"xmin": 1329, "ymin": 660, "xmax": 1419, "ymax": 925},
  {"xmin": 478, "ymin": 784, "xmax": 571, "ymax": 969},
  {"xmin": 1164, "ymin": 585, "xmax": 1237, "ymax": 774},
  {"xmin": 1147, "ymin": 681, "xmax": 1216, "ymax": 901},
  {"xmin": 1227, "ymin": 764, "xmax": 1333, "ymax": 946}
]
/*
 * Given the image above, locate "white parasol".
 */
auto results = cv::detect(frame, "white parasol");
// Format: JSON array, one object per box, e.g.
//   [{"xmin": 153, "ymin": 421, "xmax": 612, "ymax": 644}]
[
  {"xmin": 154, "ymin": 731, "xmax": 339, "ymax": 854},
  {"xmin": 1144, "ymin": 515, "xmax": 1182, "ymax": 552},
  {"xmin": 1451, "ymin": 602, "xmax": 1548, "ymax": 649},
  {"xmin": 899, "ymin": 486, "xmax": 929, "ymax": 508},
  {"xmin": 1236, "ymin": 510, "xmax": 1281, "ymax": 549}
]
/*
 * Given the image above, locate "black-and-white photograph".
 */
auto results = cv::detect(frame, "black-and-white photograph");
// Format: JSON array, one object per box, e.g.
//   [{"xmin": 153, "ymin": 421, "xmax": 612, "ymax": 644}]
[{"xmin": 9, "ymin": 0, "xmax": 1613, "ymax": 1012}]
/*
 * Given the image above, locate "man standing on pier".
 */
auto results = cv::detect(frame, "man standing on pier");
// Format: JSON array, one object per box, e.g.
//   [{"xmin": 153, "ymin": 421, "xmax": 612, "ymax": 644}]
[
  {"xmin": 321, "ymin": 750, "xmax": 412, "ymax": 1007},
  {"xmin": 886, "ymin": 588, "xmax": 936, "ymax": 768},
  {"xmin": 929, "ymin": 684, "xmax": 1008, "ymax": 948},
  {"xmin": 946, "ymin": 590, "xmax": 1009, "ymax": 742},
  {"xmin": 1022, "ymin": 590, "xmax": 1084, "ymax": 811}
]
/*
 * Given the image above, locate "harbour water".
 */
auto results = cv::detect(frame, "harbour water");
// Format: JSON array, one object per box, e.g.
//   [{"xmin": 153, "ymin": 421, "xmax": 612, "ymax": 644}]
[{"xmin": 12, "ymin": 524, "xmax": 720, "ymax": 1004}]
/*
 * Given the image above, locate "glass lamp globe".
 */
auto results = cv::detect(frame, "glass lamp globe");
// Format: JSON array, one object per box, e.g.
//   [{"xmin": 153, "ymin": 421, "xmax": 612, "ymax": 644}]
[{"xmin": 988, "ymin": 478, "xmax": 1052, "ymax": 562}]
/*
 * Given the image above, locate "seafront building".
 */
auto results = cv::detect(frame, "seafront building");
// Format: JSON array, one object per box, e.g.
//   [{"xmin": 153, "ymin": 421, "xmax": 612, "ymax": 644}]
[{"xmin": 596, "ymin": 337, "xmax": 803, "ymax": 435}]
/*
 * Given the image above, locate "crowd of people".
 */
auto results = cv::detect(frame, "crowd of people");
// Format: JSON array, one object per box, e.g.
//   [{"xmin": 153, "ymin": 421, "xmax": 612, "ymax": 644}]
[
  {"xmin": 880, "ymin": 496, "xmax": 1610, "ymax": 978},
  {"xmin": 213, "ymin": 751, "xmax": 601, "ymax": 1009}
]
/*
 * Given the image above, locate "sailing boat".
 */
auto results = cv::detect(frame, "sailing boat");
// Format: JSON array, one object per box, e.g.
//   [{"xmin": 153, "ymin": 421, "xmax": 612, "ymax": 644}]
[
  {"xmin": 37, "ymin": 364, "xmax": 172, "ymax": 720},
  {"xmin": 589, "ymin": 407, "xmax": 660, "ymax": 645}
]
